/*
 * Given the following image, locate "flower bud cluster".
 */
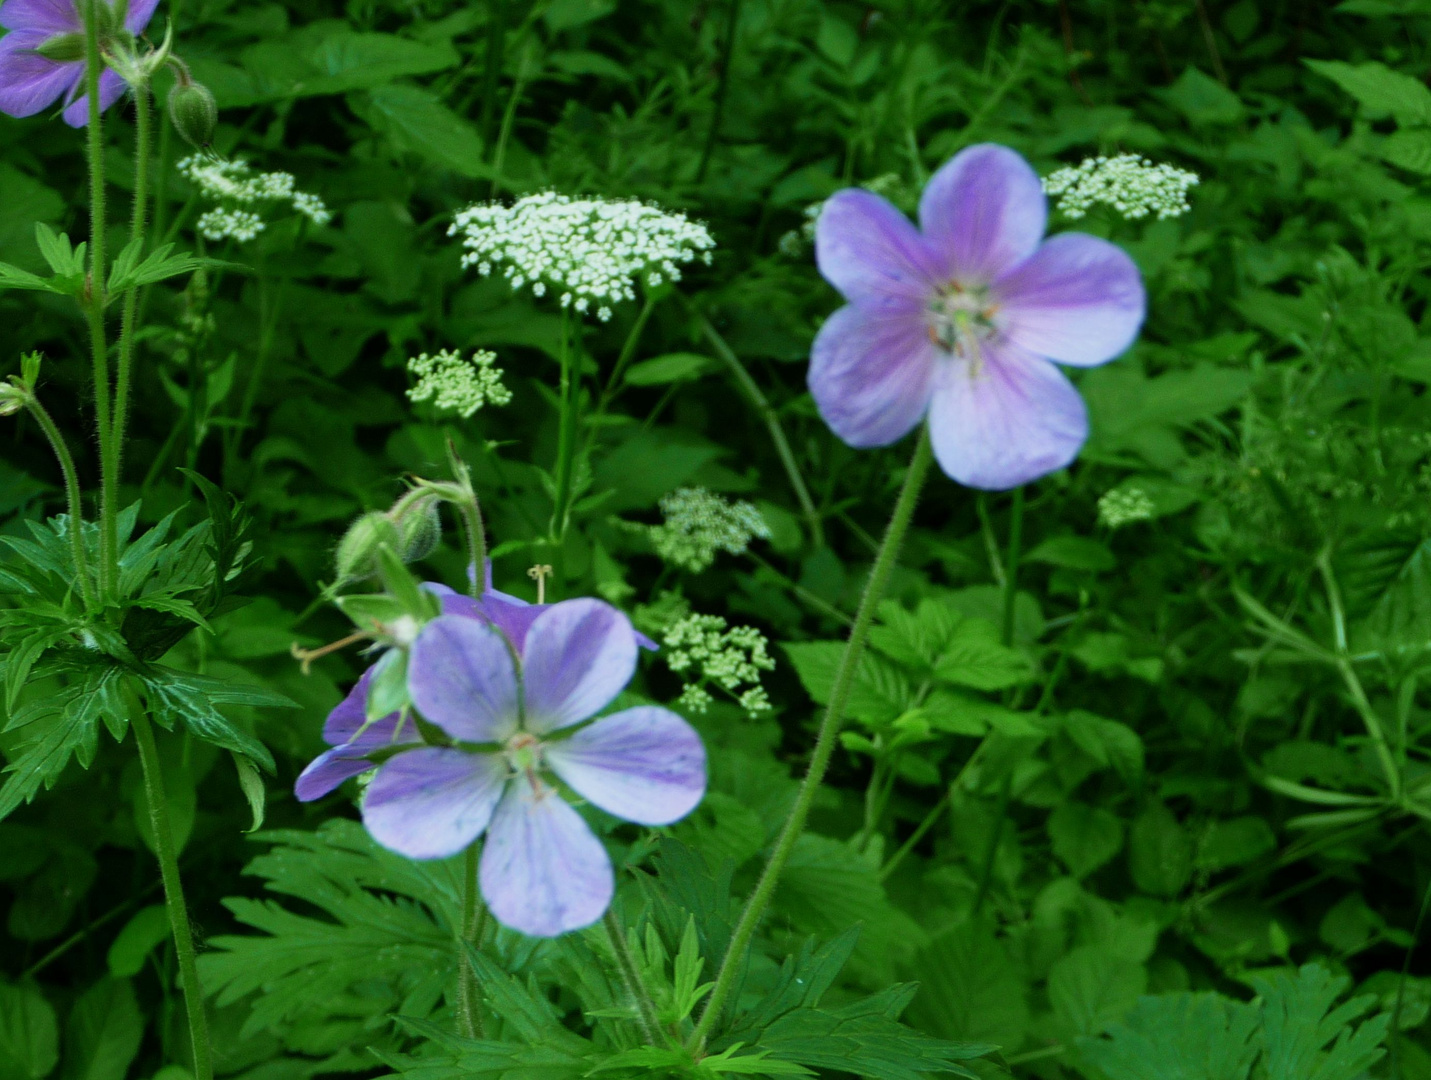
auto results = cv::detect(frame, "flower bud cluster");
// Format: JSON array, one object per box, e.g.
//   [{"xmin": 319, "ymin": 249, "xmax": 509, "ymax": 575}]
[
  {"xmin": 1042, "ymin": 155, "xmax": 1199, "ymax": 221},
  {"xmin": 1098, "ymin": 486, "xmax": 1157, "ymax": 529},
  {"xmin": 449, "ymin": 192, "xmax": 715, "ymax": 321},
  {"xmin": 178, "ymin": 155, "xmax": 333, "ymax": 243},
  {"xmin": 663, "ymin": 613, "xmax": 774, "ymax": 716},
  {"xmin": 406, "ymin": 349, "xmax": 512, "ymax": 419},
  {"xmin": 648, "ymin": 487, "xmax": 771, "ymax": 573}
]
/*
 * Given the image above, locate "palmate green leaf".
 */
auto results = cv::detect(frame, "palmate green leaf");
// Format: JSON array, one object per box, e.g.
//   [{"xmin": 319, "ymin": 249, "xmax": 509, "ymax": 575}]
[
  {"xmin": 1075, "ymin": 991, "xmax": 1259, "ymax": 1080},
  {"xmin": 104, "ymin": 240, "xmax": 215, "ymax": 297},
  {"xmin": 1251, "ymin": 964, "xmax": 1388, "ymax": 1080},
  {"xmin": 0, "ymin": 224, "xmax": 87, "ymax": 296},
  {"xmin": 139, "ymin": 667, "xmax": 286, "ymax": 772}
]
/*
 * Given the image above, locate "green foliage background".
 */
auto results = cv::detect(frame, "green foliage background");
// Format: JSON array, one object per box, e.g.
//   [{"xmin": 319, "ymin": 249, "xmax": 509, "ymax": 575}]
[{"xmin": 6, "ymin": 0, "xmax": 1431, "ymax": 1077}]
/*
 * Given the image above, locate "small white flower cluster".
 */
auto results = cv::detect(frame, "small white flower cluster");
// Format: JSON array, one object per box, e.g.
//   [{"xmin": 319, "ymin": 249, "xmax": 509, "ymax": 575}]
[
  {"xmin": 1098, "ymin": 486, "xmax": 1156, "ymax": 529},
  {"xmin": 664, "ymin": 613, "xmax": 775, "ymax": 716},
  {"xmin": 406, "ymin": 349, "xmax": 512, "ymax": 419},
  {"xmin": 449, "ymin": 192, "xmax": 715, "ymax": 321},
  {"xmin": 1042, "ymin": 155, "xmax": 1199, "ymax": 221},
  {"xmin": 649, "ymin": 487, "xmax": 771, "ymax": 573},
  {"xmin": 179, "ymin": 155, "xmax": 333, "ymax": 244}
]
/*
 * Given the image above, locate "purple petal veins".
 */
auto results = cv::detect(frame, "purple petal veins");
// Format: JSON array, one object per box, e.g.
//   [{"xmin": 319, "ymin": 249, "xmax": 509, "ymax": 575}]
[
  {"xmin": 294, "ymin": 669, "xmax": 418, "ymax": 801},
  {"xmin": 521, "ymin": 598, "xmax": 638, "ymax": 734},
  {"xmin": 408, "ymin": 615, "xmax": 520, "ymax": 742},
  {"xmin": 810, "ymin": 141, "xmax": 1146, "ymax": 490},
  {"xmin": 362, "ymin": 747, "xmax": 508, "ymax": 860}
]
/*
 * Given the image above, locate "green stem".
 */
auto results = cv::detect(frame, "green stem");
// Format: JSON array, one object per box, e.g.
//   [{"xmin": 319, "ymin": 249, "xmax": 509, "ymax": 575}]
[
  {"xmin": 688, "ymin": 427, "xmax": 934, "ymax": 1049},
  {"xmin": 489, "ymin": 43, "xmax": 531, "ymax": 195},
  {"xmin": 1000, "ymin": 487, "xmax": 1024, "ymax": 646},
  {"xmin": 81, "ymin": 0, "xmax": 114, "ymax": 593},
  {"xmin": 455, "ymin": 845, "xmax": 487, "ymax": 1039},
  {"xmin": 26, "ymin": 397, "xmax": 96, "ymax": 610},
  {"xmin": 878, "ymin": 786, "xmax": 950, "ymax": 882},
  {"xmin": 111, "ymin": 78, "xmax": 153, "ymax": 520},
  {"xmin": 687, "ymin": 305, "xmax": 824, "ymax": 548},
  {"xmin": 694, "ymin": 0, "xmax": 741, "ymax": 184},
  {"xmin": 477, "ymin": 0, "xmax": 507, "ymax": 149},
  {"xmin": 549, "ymin": 309, "xmax": 578, "ymax": 540},
  {"xmin": 131, "ymin": 705, "xmax": 213, "ymax": 1080},
  {"xmin": 227, "ymin": 257, "xmax": 280, "ymax": 478},
  {"xmin": 596, "ymin": 294, "xmax": 658, "ymax": 415},
  {"xmin": 603, "ymin": 908, "xmax": 663, "ymax": 1046}
]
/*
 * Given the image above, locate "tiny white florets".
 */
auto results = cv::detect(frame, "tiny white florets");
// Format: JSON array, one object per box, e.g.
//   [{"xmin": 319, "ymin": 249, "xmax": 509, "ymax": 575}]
[
  {"xmin": 448, "ymin": 192, "xmax": 716, "ymax": 321},
  {"xmin": 179, "ymin": 155, "xmax": 333, "ymax": 244},
  {"xmin": 649, "ymin": 487, "xmax": 771, "ymax": 573},
  {"xmin": 406, "ymin": 349, "xmax": 512, "ymax": 419},
  {"xmin": 664, "ymin": 613, "xmax": 775, "ymax": 716},
  {"xmin": 1098, "ymin": 486, "xmax": 1157, "ymax": 529},
  {"xmin": 1042, "ymin": 154, "xmax": 1199, "ymax": 221}
]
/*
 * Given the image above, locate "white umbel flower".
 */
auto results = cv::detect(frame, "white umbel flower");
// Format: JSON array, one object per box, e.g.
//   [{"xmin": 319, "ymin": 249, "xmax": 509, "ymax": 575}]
[
  {"xmin": 178, "ymin": 155, "xmax": 333, "ymax": 244},
  {"xmin": 649, "ymin": 487, "xmax": 771, "ymax": 573},
  {"xmin": 1098, "ymin": 486, "xmax": 1157, "ymax": 529},
  {"xmin": 1043, "ymin": 154, "xmax": 1199, "ymax": 221},
  {"xmin": 664, "ymin": 613, "xmax": 775, "ymax": 716},
  {"xmin": 449, "ymin": 192, "xmax": 715, "ymax": 321},
  {"xmin": 406, "ymin": 349, "xmax": 512, "ymax": 419}
]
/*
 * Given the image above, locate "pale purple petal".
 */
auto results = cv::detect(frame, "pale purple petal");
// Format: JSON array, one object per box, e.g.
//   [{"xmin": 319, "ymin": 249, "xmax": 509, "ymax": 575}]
[
  {"xmin": 928, "ymin": 340, "xmax": 1088, "ymax": 489},
  {"xmin": 321, "ymin": 667, "xmax": 376, "ymax": 745},
  {"xmin": 1, "ymin": 0, "xmax": 79, "ymax": 34},
  {"xmin": 479, "ymin": 781, "xmax": 613, "ymax": 936},
  {"xmin": 920, "ymin": 144, "xmax": 1046, "ymax": 284},
  {"xmin": 362, "ymin": 748, "xmax": 507, "ymax": 859},
  {"xmin": 409, "ymin": 615, "xmax": 520, "ymax": 742},
  {"xmin": 993, "ymin": 233, "xmax": 1146, "ymax": 367},
  {"xmin": 809, "ymin": 303, "xmax": 938, "ymax": 448},
  {"xmin": 124, "ymin": 0, "xmax": 157, "ymax": 33},
  {"xmin": 545, "ymin": 707, "xmax": 706, "ymax": 826},
  {"xmin": 0, "ymin": 33, "xmax": 79, "ymax": 117},
  {"xmin": 521, "ymin": 599, "xmax": 637, "ymax": 734},
  {"xmin": 294, "ymin": 745, "xmax": 373, "ymax": 802},
  {"xmin": 61, "ymin": 66, "xmax": 123, "ymax": 127},
  {"xmin": 815, "ymin": 188, "xmax": 943, "ymax": 309}
]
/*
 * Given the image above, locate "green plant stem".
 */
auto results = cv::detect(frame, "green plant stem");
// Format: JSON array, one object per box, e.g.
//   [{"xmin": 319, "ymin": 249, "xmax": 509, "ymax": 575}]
[
  {"xmin": 131, "ymin": 705, "xmax": 213, "ymax": 1080},
  {"xmin": 455, "ymin": 845, "xmax": 487, "ymax": 1039},
  {"xmin": 111, "ymin": 78, "xmax": 153, "ymax": 515},
  {"xmin": 687, "ymin": 304, "xmax": 824, "ymax": 548},
  {"xmin": 694, "ymin": 0, "xmax": 741, "ymax": 183},
  {"xmin": 478, "ymin": 0, "xmax": 507, "ymax": 149},
  {"xmin": 26, "ymin": 398, "xmax": 96, "ymax": 610},
  {"xmin": 878, "ymin": 786, "xmax": 950, "ymax": 882},
  {"xmin": 227, "ymin": 257, "xmax": 281, "ymax": 478},
  {"xmin": 549, "ymin": 309, "xmax": 578, "ymax": 541},
  {"xmin": 688, "ymin": 427, "xmax": 934, "ymax": 1050},
  {"xmin": 81, "ymin": 0, "xmax": 114, "ymax": 593},
  {"xmin": 596, "ymin": 294, "xmax": 658, "ymax": 414},
  {"xmin": 1000, "ymin": 487, "xmax": 1024, "ymax": 646},
  {"xmin": 489, "ymin": 42, "xmax": 532, "ymax": 195},
  {"xmin": 603, "ymin": 909, "xmax": 663, "ymax": 1046}
]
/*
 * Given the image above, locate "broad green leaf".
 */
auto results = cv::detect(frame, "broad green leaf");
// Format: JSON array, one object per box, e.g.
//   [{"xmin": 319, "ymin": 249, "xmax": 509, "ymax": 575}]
[
  {"xmin": 61, "ymin": 979, "xmax": 141, "ymax": 1080},
  {"xmin": 1252, "ymin": 964, "xmax": 1389, "ymax": 1080},
  {"xmin": 367, "ymin": 84, "xmax": 488, "ymax": 178},
  {"xmin": 624, "ymin": 353, "xmax": 714, "ymax": 386},
  {"xmin": 106, "ymin": 906, "xmax": 170, "ymax": 979},
  {"xmin": 1305, "ymin": 59, "xmax": 1431, "ymax": 125},
  {"xmin": 1049, "ymin": 946, "xmax": 1146, "ymax": 1038},
  {"xmin": 1048, "ymin": 801, "xmax": 1125, "ymax": 878},
  {"xmin": 907, "ymin": 920, "xmax": 1030, "ymax": 1054},
  {"xmin": 1077, "ymin": 991, "xmax": 1258, "ymax": 1080},
  {"xmin": 0, "ymin": 983, "xmax": 58, "ymax": 1080},
  {"xmin": 1128, "ymin": 804, "xmax": 1192, "ymax": 898}
]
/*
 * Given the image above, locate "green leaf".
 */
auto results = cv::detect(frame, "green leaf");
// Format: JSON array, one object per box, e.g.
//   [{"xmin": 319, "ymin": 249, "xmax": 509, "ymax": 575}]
[
  {"xmin": 1252, "ymin": 964, "xmax": 1389, "ymax": 1080},
  {"xmin": 106, "ymin": 906, "xmax": 170, "ymax": 979},
  {"xmin": 931, "ymin": 618, "xmax": 1034, "ymax": 691},
  {"xmin": 232, "ymin": 752, "xmax": 266, "ymax": 833},
  {"xmin": 906, "ymin": 919, "xmax": 1030, "ymax": 1054},
  {"xmin": 366, "ymin": 84, "xmax": 488, "ymax": 178},
  {"xmin": 1026, "ymin": 535, "xmax": 1116, "ymax": 573},
  {"xmin": 140, "ymin": 668, "xmax": 284, "ymax": 773},
  {"xmin": 0, "ymin": 982, "xmax": 58, "ymax": 1080},
  {"xmin": 1161, "ymin": 66, "xmax": 1244, "ymax": 125},
  {"xmin": 1305, "ymin": 59, "xmax": 1431, "ymax": 125},
  {"xmin": 781, "ymin": 642, "xmax": 912, "ymax": 728},
  {"xmin": 61, "ymin": 979, "xmax": 141, "ymax": 1080},
  {"xmin": 105, "ymin": 241, "xmax": 212, "ymax": 296},
  {"xmin": 1383, "ymin": 127, "xmax": 1431, "ymax": 173},
  {"xmin": 624, "ymin": 353, "xmax": 714, "ymax": 386},
  {"xmin": 1195, "ymin": 817, "xmax": 1276, "ymax": 872},
  {"xmin": 1048, "ymin": 801, "xmax": 1125, "ymax": 878},
  {"xmin": 1128, "ymin": 804, "xmax": 1192, "ymax": 898},
  {"xmin": 1077, "ymin": 991, "xmax": 1259, "ymax": 1080},
  {"xmin": 1049, "ymin": 945, "xmax": 1146, "ymax": 1038}
]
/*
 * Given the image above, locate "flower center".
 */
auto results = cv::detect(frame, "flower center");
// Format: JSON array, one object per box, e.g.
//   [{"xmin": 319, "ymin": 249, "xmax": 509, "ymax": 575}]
[
  {"xmin": 505, "ymin": 732, "xmax": 545, "ymax": 784},
  {"xmin": 927, "ymin": 283, "xmax": 998, "ymax": 359}
]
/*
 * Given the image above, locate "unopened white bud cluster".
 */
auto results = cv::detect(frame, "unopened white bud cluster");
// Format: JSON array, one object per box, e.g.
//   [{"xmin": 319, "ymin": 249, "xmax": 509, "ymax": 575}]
[
  {"xmin": 1043, "ymin": 155, "xmax": 1199, "ymax": 221},
  {"xmin": 650, "ymin": 487, "xmax": 771, "ymax": 573},
  {"xmin": 1098, "ymin": 486, "xmax": 1156, "ymax": 529},
  {"xmin": 179, "ymin": 155, "xmax": 333, "ymax": 243},
  {"xmin": 664, "ymin": 613, "xmax": 774, "ymax": 716},
  {"xmin": 449, "ymin": 192, "xmax": 715, "ymax": 321},
  {"xmin": 406, "ymin": 349, "xmax": 512, "ymax": 419}
]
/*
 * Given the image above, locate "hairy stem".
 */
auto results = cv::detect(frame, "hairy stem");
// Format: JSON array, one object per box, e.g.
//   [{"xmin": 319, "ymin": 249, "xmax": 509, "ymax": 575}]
[
  {"xmin": 549, "ymin": 309, "xmax": 578, "ymax": 542},
  {"xmin": 455, "ymin": 844, "xmax": 487, "ymax": 1039},
  {"xmin": 26, "ymin": 397, "xmax": 96, "ymax": 610},
  {"xmin": 1000, "ymin": 487, "xmax": 1024, "ymax": 646},
  {"xmin": 111, "ymin": 78, "xmax": 153, "ymax": 518},
  {"xmin": 689, "ymin": 427, "xmax": 934, "ymax": 1048},
  {"xmin": 131, "ymin": 705, "xmax": 213, "ymax": 1080},
  {"xmin": 603, "ymin": 909, "xmax": 664, "ymax": 1046}
]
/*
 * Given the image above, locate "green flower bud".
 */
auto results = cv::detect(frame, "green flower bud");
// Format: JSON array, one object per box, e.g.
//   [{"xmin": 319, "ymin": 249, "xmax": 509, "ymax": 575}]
[
  {"xmin": 334, "ymin": 512, "xmax": 400, "ymax": 584},
  {"xmin": 394, "ymin": 495, "xmax": 442, "ymax": 564},
  {"xmin": 167, "ymin": 79, "xmax": 217, "ymax": 150},
  {"xmin": 33, "ymin": 32, "xmax": 86, "ymax": 62}
]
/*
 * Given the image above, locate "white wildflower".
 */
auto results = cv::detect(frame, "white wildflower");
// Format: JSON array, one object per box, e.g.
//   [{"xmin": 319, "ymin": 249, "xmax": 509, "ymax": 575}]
[
  {"xmin": 664, "ymin": 613, "xmax": 775, "ymax": 716},
  {"xmin": 448, "ymin": 192, "xmax": 716, "ymax": 321},
  {"xmin": 179, "ymin": 155, "xmax": 332, "ymax": 243},
  {"xmin": 1043, "ymin": 154, "xmax": 1199, "ymax": 221},
  {"xmin": 406, "ymin": 349, "xmax": 512, "ymax": 419},
  {"xmin": 1098, "ymin": 486, "xmax": 1157, "ymax": 529},
  {"xmin": 650, "ymin": 487, "xmax": 771, "ymax": 573}
]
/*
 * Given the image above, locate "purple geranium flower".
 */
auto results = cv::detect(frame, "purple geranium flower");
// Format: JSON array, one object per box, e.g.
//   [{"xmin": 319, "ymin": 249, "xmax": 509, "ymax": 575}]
[
  {"xmin": 360, "ymin": 598, "xmax": 705, "ymax": 937},
  {"xmin": 810, "ymin": 143, "xmax": 1146, "ymax": 489},
  {"xmin": 0, "ymin": 0, "xmax": 156, "ymax": 126}
]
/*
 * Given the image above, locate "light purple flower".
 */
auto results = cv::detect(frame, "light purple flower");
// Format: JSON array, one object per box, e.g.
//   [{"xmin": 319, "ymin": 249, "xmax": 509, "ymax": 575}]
[
  {"xmin": 360, "ymin": 599, "xmax": 706, "ymax": 937},
  {"xmin": 810, "ymin": 143, "xmax": 1145, "ymax": 489},
  {"xmin": 0, "ymin": 0, "xmax": 156, "ymax": 126}
]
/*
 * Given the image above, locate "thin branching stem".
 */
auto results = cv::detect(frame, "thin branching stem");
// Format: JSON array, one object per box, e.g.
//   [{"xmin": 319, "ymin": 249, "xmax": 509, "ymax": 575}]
[
  {"xmin": 111, "ymin": 77, "xmax": 153, "ymax": 516},
  {"xmin": 26, "ymin": 396, "xmax": 96, "ymax": 610},
  {"xmin": 603, "ymin": 909, "xmax": 664, "ymax": 1047}
]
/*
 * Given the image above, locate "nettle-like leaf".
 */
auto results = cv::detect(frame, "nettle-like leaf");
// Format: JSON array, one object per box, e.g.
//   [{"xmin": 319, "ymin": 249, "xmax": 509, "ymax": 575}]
[
  {"xmin": 104, "ymin": 240, "xmax": 216, "ymax": 297},
  {"xmin": 1076, "ymin": 991, "xmax": 1259, "ymax": 1080},
  {"xmin": 1252, "ymin": 964, "xmax": 1388, "ymax": 1080}
]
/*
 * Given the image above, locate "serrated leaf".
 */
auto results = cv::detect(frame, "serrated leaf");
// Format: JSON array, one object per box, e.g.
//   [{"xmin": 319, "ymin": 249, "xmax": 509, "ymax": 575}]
[
  {"xmin": 1305, "ymin": 59, "xmax": 1431, "ymax": 125},
  {"xmin": 1252, "ymin": 964, "xmax": 1389, "ymax": 1080},
  {"xmin": 1077, "ymin": 991, "xmax": 1259, "ymax": 1080}
]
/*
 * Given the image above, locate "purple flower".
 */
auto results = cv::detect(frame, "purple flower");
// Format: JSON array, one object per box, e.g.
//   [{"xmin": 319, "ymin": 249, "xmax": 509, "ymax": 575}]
[
  {"xmin": 810, "ymin": 143, "xmax": 1146, "ymax": 489},
  {"xmin": 361, "ymin": 599, "xmax": 706, "ymax": 937},
  {"xmin": 0, "ymin": 0, "xmax": 156, "ymax": 127}
]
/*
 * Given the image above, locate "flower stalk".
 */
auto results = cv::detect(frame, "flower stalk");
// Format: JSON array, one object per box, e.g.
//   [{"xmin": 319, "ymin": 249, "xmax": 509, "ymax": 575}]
[
  {"xmin": 455, "ymin": 844, "xmax": 487, "ymax": 1039},
  {"xmin": 688, "ymin": 425, "xmax": 934, "ymax": 1049},
  {"xmin": 603, "ymin": 908, "xmax": 665, "ymax": 1046},
  {"xmin": 110, "ymin": 73, "xmax": 153, "ymax": 509},
  {"xmin": 23, "ymin": 393, "xmax": 96, "ymax": 610}
]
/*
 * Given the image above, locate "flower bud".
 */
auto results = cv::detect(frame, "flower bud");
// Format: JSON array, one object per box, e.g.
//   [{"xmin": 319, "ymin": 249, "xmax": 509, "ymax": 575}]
[
  {"xmin": 393, "ymin": 495, "xmax": 442, "ymax": 564},
  {"xmin": 33, "ymin": 32, "xmax": 86, "ymax": 62},
  {"xmin": 0, "ymin": 384, "xmax": 28, "ymax": 417},
  {"xmin": 334, "ymin": 512, "xmax": 400, "ymax": 584},
  {"xmin": 167, "ymin": 79, "xmax": 217, "ymax": 150}
]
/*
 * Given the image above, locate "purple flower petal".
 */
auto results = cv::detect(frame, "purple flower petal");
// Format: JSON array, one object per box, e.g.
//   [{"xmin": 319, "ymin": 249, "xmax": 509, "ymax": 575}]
[
  {"xmin": 124, "ymin": 0, "xmax": 157, "ymax": 33},
  {"xmin": 61, "ymin": 66, "xmax": 123, "ymax": 127},
  {"xmin": 815, "ymin": 188, "xmax": 943, "ymax": 308},
  {"xmin": 362, "ymin": 747, "xmax": 507, "ymax": 859},
  {"xmin": 0, "ymin": 0, "xmax": 79, "ymax": 34},
  {"xmin": 521, "ymin": 599, "xmax": 637, "ymax": 734},
  {"xmin": 0, "ymin": 33, "xmax": 78, "ymax": 118},
  {"xmin": 294, "ymin": 745, "xmax": 374, "ymax": 802},
  {"xmin": 545, "ymin": 706, "xmax": 706, "ymax": 826},
  {"xmin": 993, "ymin": 233, "xmax": 1146, "ymax": 367},
  {"xmin": 478, "ymin": 780, "xmax": 613, "ymax": 936},
  {"xmin": 920, "ymin": 144, "xmax": 1046, "ymax": 284},
  {"xmin": 809, "ymin": 303, "xmax": 938, "ymax": 448},
  {"xmin": 321, "ymin": 667, "xmax": 376, "ymax": 745},
  {"xmin": 928, "ymin": 340, "xmax": 1087, "ymax": 489},
  {"xmin": 409, "ymin": 615, "xmax": 520, "ymax": 743}
]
